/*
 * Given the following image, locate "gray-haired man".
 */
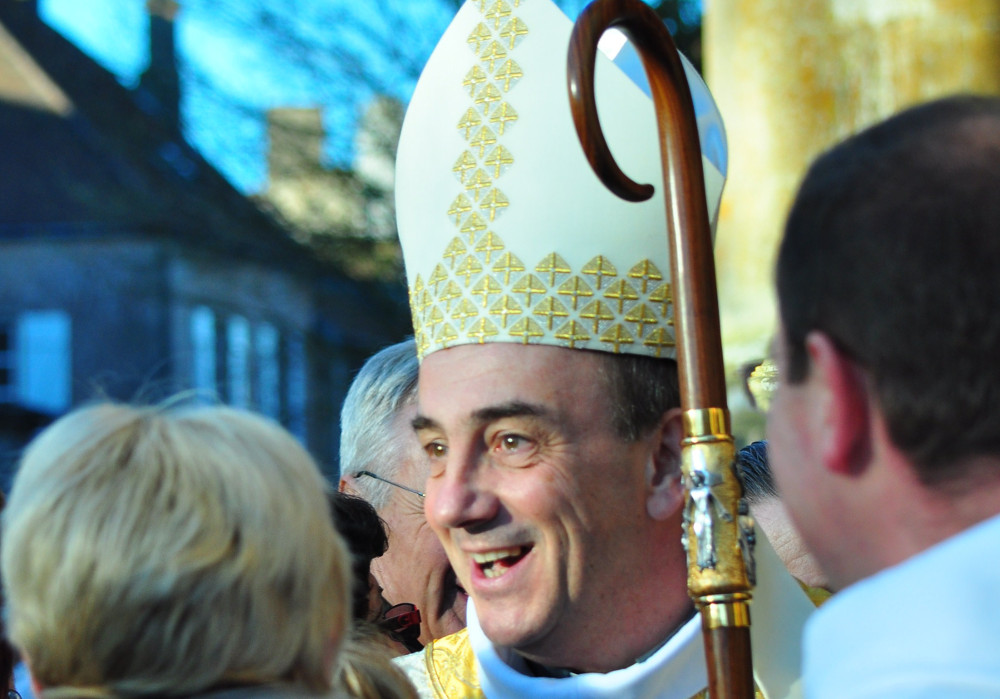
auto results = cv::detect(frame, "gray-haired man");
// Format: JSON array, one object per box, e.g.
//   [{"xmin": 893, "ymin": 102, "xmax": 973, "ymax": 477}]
[{"xmin": 340, "ymin": 340, "xmax": 468, "ymax": 647}]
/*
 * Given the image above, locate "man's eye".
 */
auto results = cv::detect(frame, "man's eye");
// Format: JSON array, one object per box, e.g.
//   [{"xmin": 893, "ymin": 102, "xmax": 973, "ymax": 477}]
[
  {"xmin": 500, "ymin": 435, "xmax": 524, "ymax": 451},
  {"xmin": 425, "ymin": 442, "xmax": 447, "ymax": 459},
  {"xmin": 489, "ymin": 432, "xmax": 536, "ymax": 467},
  {"xmin": 423, "ymin": 442, "xmax": 448, "ymax": 477},
  {"xmin": 494, "ymin": 433, "xmax": 532, "ymax": 453}
]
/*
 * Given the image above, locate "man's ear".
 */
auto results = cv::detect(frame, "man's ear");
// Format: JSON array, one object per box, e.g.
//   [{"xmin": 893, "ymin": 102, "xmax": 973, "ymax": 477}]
[
  {"xmin": 646, "ymin": 407, "xmax": 686, "ymax": 520},
  {"xmin": 805, "ymin": 331, "xmax": 871, "ymax": 476},
  {"xmin": 339, "ymin": 475, "xmax": 359, "ymax": 496}
]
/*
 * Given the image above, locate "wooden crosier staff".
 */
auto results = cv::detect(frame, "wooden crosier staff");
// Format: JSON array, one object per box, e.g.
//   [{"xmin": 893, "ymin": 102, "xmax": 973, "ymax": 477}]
[{"xmin": 567, "ymin": 2, "xmax": 755, "ymax": 697}]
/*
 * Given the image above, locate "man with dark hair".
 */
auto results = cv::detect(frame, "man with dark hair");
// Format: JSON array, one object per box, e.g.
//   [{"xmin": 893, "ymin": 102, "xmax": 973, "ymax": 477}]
[
  {"xmin": 767, "ymin": 94, "xmax": 1000, "ymax": 697},
  {"xmin": 327, "ymin": 492, "xmax": 389, "ymax": 622},
  {"xmin": 735, "ymin": 440, "xmax": 777, "ymax": 504}
]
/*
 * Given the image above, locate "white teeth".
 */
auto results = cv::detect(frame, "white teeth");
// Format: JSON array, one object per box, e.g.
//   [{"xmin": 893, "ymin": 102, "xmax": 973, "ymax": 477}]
[
  {"xmin": 471, "ymin": 547, "xmax": 523, "ymax": 564},
  {"xmin": 483, "ymin": 565, "xmax": 505, "ymax": 579}
]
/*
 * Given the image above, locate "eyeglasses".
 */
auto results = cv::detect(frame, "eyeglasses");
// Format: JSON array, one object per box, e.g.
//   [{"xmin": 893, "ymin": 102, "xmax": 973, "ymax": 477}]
[
  {"xmin": 742, "ymin": 358, "xmax": 779, "ymax": 412},
  {"xmin": 378, "ymin": 602, "xmax": 422, "ymax": 634},
  {"xmin": 9, "ymin": 690, "xmax": 21, "ymax": 699},
  {"xmin": 352, "ymin": 470, "xmax": 425, "ymax": 499},
  {"xmin": 377, "ymin": 602, "xmax": 423, "ymax": 652}
]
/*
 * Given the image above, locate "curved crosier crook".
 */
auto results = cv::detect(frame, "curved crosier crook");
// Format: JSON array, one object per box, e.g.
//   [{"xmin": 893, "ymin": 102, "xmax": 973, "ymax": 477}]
[
  {"xmin": 567, "ymin": 0, "xmax": 723, "ymax": 412},
  {"xmin": 567, "ymin": 2, "xmax": 755, "ymax": 698},
  {"xmin": 565, "ymin": 2, "xmax": 657, "ymax": 204}
]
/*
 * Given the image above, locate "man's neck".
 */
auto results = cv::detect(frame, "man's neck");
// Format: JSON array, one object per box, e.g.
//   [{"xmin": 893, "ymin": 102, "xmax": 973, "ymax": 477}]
[
  {"xmin": 518, "ymin": 625, "xmax": 685, "ymax": 678},
  {"xmin": 514, "ymin": 603, "xmax": 697, "ymax": 675},
  {"xmin": 849, "ymin": 452, "xmax": 1000, "ymax": 587}
]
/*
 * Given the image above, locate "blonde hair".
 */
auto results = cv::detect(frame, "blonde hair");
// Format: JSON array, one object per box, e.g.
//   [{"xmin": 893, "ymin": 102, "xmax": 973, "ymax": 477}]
[
  {"xmin": 334, "ymin": 625, "xmax": 418, "ymax": 699},
  {"xmin": 2, "ymin": 402, "xmax": 351, "ymax": 696}
]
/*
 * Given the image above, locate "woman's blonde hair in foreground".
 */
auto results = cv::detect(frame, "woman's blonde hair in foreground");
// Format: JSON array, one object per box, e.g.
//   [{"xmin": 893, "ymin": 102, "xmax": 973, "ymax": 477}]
[
  {"xmin": 1, "ymin": 402, "xmax": 351, "ymax": 696},
  {"xmin": 334, "ymin": 625, "xmax": 419, "ymax": 699}
]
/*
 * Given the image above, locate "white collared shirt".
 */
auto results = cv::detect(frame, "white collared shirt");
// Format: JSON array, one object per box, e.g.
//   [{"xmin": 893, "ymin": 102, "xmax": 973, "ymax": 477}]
[{"xmin": 804, "ymin": 512, "xmax": 1000, "ymax": 698}]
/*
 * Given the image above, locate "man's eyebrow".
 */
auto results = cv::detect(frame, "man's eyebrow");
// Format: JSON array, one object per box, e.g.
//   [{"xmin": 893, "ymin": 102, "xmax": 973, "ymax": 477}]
[
  {"xmin": 411, "ymin": 415, "xmax": 440, "ymax": 432},
  {"xmin": 411, "ymin": 401, "xmax": 551, "ymax": 433},
  {"xmin": 471, "ymin": 401, "xmax": 549, "ymax": 424}
]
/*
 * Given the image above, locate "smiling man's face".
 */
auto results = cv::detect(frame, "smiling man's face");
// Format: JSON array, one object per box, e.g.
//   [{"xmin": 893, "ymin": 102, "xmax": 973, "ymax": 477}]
[{"xmin": 414, "ymin": 343, "xmax": 673, "ymax": 670}]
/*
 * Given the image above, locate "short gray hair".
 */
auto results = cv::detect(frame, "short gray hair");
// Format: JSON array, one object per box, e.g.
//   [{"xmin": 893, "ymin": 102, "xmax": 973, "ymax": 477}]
[
  {"xmin": 339, "ymin": 340, "xmax": 419, "ymax": 510},
  {"xmin": 3, "ymin": 402, "xmax": 351, "ymax": 696}
]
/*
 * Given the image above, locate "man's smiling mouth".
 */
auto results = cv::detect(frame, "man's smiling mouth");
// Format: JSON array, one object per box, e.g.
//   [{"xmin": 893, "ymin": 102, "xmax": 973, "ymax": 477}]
[{"xmin": 472, "ymin": 546, "xmax": 531, "ymax": 579}]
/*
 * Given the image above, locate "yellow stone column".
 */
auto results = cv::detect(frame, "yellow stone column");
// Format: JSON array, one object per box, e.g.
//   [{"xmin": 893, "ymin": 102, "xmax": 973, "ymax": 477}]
[{"xmin": 705, "ymin": 0, "xmax": 1000, "ymax": 375}]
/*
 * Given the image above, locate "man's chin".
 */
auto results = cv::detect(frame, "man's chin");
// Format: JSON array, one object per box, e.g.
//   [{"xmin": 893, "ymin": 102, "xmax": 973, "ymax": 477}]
[{"xmin": 475, "ymin": 601, "xmax": 552, "ymax": 653}]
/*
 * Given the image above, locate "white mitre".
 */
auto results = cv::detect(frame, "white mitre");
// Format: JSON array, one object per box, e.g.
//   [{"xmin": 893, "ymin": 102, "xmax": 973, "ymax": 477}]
[{"xmin": 396, "ymin": 0, "xmax": 726, "ymax": 361}]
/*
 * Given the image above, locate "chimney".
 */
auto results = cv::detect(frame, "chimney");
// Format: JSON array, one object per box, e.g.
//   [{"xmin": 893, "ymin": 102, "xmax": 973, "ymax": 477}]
[
  {"xmin": 266, "ymin": 107, "xmax": 325, "ymax": 182},
  {"xmin": 354, "ymin": 95, "xmax": 404, "ymax": 194},
  {"xmin": 138, "ymin": 0, "xmax": 181, "ymax": 128}
]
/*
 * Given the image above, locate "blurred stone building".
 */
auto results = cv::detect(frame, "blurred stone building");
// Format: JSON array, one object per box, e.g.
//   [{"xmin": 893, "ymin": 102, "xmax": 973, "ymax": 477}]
[
  {"xmin": 0, "ymin": 0, "xmax": 410, "ymax": 488},
  {"xmin": 259, "ymin": 95, "xmax": 405, "ymax": 280}
]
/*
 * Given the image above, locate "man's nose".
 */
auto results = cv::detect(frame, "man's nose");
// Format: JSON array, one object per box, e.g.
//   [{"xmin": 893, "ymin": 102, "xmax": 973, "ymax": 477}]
[{"xmin": 426, "ymin": 449, "xmax": 498, "ymax": 531}]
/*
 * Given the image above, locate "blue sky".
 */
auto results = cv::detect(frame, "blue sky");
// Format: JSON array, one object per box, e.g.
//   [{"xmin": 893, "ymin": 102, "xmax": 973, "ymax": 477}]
[
  {"xmin": 42, "ymin": 0, "xmax": 390, "ymax": 192},
  {"xmin": 39, "ymin": 0, "xmax": 674, "ymax": 193}
]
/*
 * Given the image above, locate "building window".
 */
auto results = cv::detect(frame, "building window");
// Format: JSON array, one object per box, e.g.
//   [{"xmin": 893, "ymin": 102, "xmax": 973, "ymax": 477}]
[
  {"xmin": 255, "ymin": 322, "xmax": 280, "ymax": 420},
  {"xmin": 0, "ymin": 312, "xmax": 72, "ymax": 413},
  {"xmin": 188, "ymin": 307, "xmax": 307, "ymax": 441},
  {"xmin": 286, "ymin": 335, "xmax": 307, "ymax": 442},
  {"xmin": 188, "ymin": 307, "xmax": 294, "ymax": 425},
  {"xmin": 190, "ymin": 306, "xmax": 217, "ymax": 401},
  {"xmin": 226, "ymin": 315, "xmax": 251, "ymax": 408}
]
